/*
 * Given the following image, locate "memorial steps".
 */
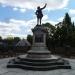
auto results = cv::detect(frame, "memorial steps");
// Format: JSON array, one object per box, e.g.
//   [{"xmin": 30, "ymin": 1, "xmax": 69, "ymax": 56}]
[{"xmin": 7, "ymin": 54, "xmax": 71, "ymax": 71}]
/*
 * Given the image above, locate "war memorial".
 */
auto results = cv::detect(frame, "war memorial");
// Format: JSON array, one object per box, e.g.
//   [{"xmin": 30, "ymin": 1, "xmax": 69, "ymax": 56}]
[{"xmin": 7, "ymin": 4, "xmax": 71, "ymax": 71}]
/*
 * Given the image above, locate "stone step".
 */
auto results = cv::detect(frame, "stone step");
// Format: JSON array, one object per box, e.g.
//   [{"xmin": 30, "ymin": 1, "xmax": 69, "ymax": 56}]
[
  {"xmin": 7, "ymin": 63, "xmax": 71, "ymax": 71},
  {"xmin": 18, "ymin": 58, "xmax": 64, "ymax": 63},
  {"xmin": 7, "ymin": 56, "xmax": 71, "ymax": 71},
  {"xmin": 28, "ymin": 50, "xmax": 51, "ymax": 54},
  {"xmin": 18, "ymin": 57, "xmax": 61, "ymax": 62},
  {"xmin": 14, "ymin": 60, "xmax": 65, "ymax": 66},
  {"xmin": 8, "ymin": 57, "xmax": 70, "ymax": 67}
]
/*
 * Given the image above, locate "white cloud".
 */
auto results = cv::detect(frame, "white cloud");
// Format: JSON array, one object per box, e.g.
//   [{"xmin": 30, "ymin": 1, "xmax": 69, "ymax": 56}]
[
  {"xmin": 0, "ymin": 19, "xmax": 26, "ymax": 38},
  {"xmin": 69, "ymin": 9, "xmax": 75, "ymax": 15},
  {"xmin": 59, "ymin": 0, "xmax": 69, "ymax": 9},
  {"xmin": 57, "ymin": 17, "xmax": 64, "ymax": 21},
  {"xmin": 13, "ymin": 7, "xmax": 18, "ymax": 11},
  {"xmin": 71, "ymin": 17, "xmax": 75, "ymax": 22},
  {"xmin": 42, "ymin": 15, "xmax": 57, "ymax": 25},
  {"xmin": 68, "ymin": 9, "xmax": 75, "ymax": 23},
  {"xmin": 20, "ymin": 8, "xmax": 26, "ymax": 13},
  {"xmin": 0, "ymin": 18, "xmax": 36, "ymax": 38},
  {"xmin": 13, "ymin": 7, "xmax": 26, "ymax": 13},
  {"xmin": 0, "ymin": 0, "xmax": 69, "ymax": 11},
  {"xmin": 42, "ymin": 15, "xmax": 48, "ymax": 20}
]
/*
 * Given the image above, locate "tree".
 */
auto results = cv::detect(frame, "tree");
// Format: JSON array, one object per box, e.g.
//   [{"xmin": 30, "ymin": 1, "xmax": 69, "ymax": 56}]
[
  {"xmin": 42, "ymin": 23, "xmax": 56, "ymax": 50},
  {"xmin": 63, "ymin": 13, "xmax": 73, "ymax": 34},
  {"xmin": 62, "ymin": 13, "xmax": 75, "ymax": 45},
  {"xmin": 42, "ymin": 23, "xmax": 56, "ymax": 38},
  {"xmin": 14, "ymin": 37, "xmax": 21, "ymax": 43},
  {"xmin": 27, "ymin": 35, "xmax": 33, "ymax": 45},
  {"xmin": 5, "ymin": 36, "xmax": 14, "ymax": 45},
  {"xmin": 54, "ymin": 13, "xmax": 75, "ymax": 47},
  {"xmin": 0, "ymin": 36, "xmax": 2, "ymax": 41},
  {"xmin": 63, "ymin": 13, "xmax": 72, "ymax": 25}
]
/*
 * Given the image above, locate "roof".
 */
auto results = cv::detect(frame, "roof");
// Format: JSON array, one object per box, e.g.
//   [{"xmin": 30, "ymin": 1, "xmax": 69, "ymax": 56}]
[
  {"xmin": 0, "ymin": 42, "xmax": 4, "ymax": 45},
  {"xmin": 16, "ymin": 39, "xmax": 31, "ymax": 47},
  {"xmin": 0, "ymin": 42, "xmax": 8, "ymax": 46}
]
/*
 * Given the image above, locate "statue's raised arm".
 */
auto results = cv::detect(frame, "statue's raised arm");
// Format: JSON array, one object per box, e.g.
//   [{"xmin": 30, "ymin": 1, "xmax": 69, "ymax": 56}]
[
  {"xmin": 41, "ymin": 3, "xmax": 47, "ymax": 10},
  {"xmin": 35, "ymin": 3, "xmax": 47, "ymax": 25}
]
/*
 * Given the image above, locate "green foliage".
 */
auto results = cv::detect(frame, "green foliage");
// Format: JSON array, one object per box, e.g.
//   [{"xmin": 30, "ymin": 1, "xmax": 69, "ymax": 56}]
[
  {"xmin": 0, "ymin": 36, "xmax": 2, "ymax": 41},
  {"xmin": 3, "ymin": 36, "xmax": 21, "ymax": 46},
  {"xmin": 42, "ymin": 23, "xmax": 56, "ymax": 49},
  {"xmin": 13, "ymin": 37, "xmax": 21, "ymax": 43},
  {"xmin": 27, "ymin": 35, "xmax": 33, "ymax": 45},
  {"xmin": 42, "ymin": 13, "xmax": 75, "ymax": 48},
  {"xmin": 42, "ymin": 23, "xmax": 56, "ymax": 37},
  {"xmin": 62, "ymin": 13, "xmax": 75, "ymax": 46},
  {"xmin": 54, "ymin": 13, "xmax": 75, "ymax": 47},
  {"xmin": 63, "ymin": 13, "xmax": 72, "ymax": 26}
]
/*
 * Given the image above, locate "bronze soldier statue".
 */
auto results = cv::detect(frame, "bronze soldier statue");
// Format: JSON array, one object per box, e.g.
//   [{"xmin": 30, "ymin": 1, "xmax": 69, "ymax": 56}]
[{"xmin": 35, "ymin": 3, "xmax": 47, "ymax": 25}]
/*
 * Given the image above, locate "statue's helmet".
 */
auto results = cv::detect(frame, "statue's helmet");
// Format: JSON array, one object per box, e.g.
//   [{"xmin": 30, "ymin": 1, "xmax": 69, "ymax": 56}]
[{"xmin": 37, "ymin": 6, "xmax": 40, "ymax": 9}]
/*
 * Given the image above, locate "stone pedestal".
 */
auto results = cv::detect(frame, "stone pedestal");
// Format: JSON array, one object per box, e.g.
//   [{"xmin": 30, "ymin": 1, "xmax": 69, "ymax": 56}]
[
  {"xmin": 27, "ymin": 25, "xmax": 51, "ymax": 59},
  {"xmin": 7, "ymin": 25, "xmax": 71, "ymax": 71}
]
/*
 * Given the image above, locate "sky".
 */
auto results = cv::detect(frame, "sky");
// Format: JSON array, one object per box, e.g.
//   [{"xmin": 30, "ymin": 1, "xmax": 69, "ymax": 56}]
[{"xmin": 0, "ymin": 0, "xmax": 75, "ymax": 39}]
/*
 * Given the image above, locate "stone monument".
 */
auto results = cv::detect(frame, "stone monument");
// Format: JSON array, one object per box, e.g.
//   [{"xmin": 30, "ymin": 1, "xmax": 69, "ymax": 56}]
[{"xmin": 7, "ymin": 4, "xmax": 71, "ymax": 71}]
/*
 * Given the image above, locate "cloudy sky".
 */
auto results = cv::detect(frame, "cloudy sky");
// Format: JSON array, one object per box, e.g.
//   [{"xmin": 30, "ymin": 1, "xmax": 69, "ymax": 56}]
[{"xmin": 0, "ymin": 0, "xmax": 75, "ymax": 39}]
